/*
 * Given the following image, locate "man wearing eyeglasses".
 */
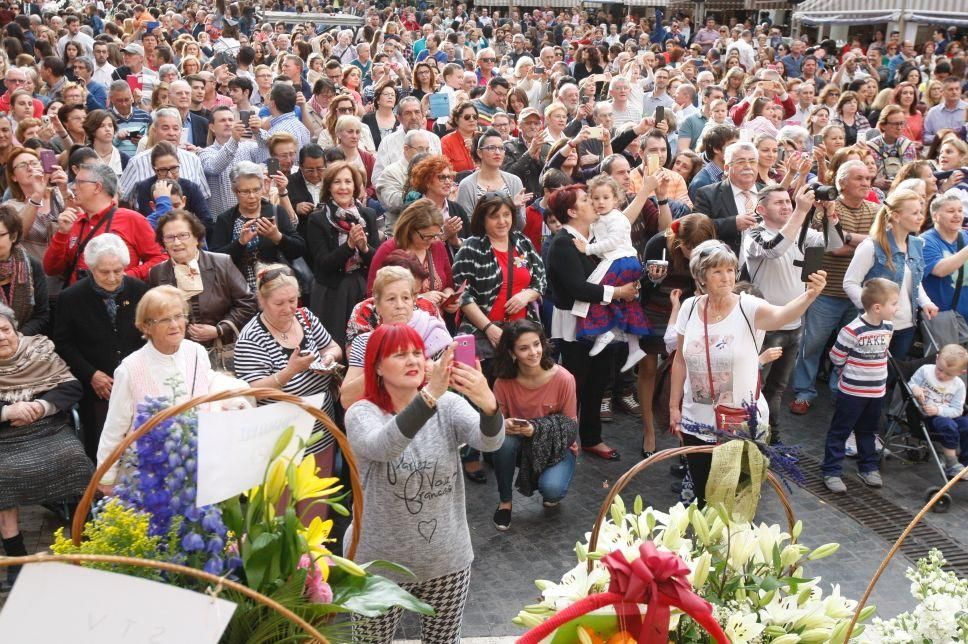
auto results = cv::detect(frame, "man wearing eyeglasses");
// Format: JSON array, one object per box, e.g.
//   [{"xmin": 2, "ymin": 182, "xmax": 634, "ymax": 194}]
[
  {"xmin": 44, "ymin": 163, "xmax": 166, "ymax": 284},
  {"xmin": 0, "ymin": 68, "xmax": 42, "ymax": 117},
  {"xmin": 693, "ymin": 142, "xmax": 761, "ymax": 255},
  {"xmin": 373, "ymin": 96, "xmax": 442, "ymax": 178},
  {"xmin": 375, "ymin": 130, "xmax": 431, "ymax": 214}
]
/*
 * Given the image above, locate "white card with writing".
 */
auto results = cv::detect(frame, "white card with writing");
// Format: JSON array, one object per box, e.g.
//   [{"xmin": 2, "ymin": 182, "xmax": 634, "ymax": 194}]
[
  {"xmin": 195, "ymin": 393, "xmax": 325, "ymax": 507},
  {"xmin": 0, "ymin": 563, "xmax": 236, "ymax": 643}
]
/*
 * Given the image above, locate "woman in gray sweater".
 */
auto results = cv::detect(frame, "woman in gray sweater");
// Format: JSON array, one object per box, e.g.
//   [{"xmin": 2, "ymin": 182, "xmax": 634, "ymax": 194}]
[{"xmin": 344, "ymin": 323, "xmax": 504, "ymax": 643}]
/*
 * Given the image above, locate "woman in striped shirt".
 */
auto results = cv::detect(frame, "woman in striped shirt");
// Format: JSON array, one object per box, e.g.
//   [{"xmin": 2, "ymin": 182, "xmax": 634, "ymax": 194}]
[{"xmin": 234, "ymin": 264, "xmax": 343, "ymax": 477}]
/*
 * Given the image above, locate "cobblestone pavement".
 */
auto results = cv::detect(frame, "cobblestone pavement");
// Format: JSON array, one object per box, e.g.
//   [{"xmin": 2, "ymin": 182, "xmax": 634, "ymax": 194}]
[{"xmin": 8, "ymin": 388, "xmax": 967, "ymax": 640}]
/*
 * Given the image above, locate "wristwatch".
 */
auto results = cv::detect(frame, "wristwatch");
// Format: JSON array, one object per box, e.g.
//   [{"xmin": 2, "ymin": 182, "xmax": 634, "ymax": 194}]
[{"xmin": 845, "ymin": 232, "xmax": 853, "ymax": 245}]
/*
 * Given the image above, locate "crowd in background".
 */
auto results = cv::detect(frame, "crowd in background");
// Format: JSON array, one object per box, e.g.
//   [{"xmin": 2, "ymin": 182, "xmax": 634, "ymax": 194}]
[{"xmin": 1, "ymin": 0, "xmax": 968, "ymax": 640}]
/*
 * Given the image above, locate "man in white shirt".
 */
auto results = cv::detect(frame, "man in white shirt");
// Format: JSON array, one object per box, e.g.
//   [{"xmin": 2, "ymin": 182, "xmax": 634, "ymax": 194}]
[
  {"xmin": 608, "ymin": 76, "xmax": 642, "ymax": 130},
  {"xmin": 92, "ymin": 41, "xmax": 116, "ymax": 88},
  {"xmin": 726, "ymin": 30, "xmax": 756, "ymax": 72},
  {"xmin": 785, "ymin": 81, "xmax": 815, "ymax": 128},
  {"xmin": 642, "ymin": 67, "xmax": 674, "ymax": 117},
  {"xmin": 373, "ymin": 97, "xmax": 441, "ymax": 178},
  {"xmin": 56, "ymin": 15, "xmax": 95, "ymax": 57},
  {"xmin": 672, "ymin": 84, "xmax": 700, "ymax": 124},
  {"xmin": 744, "ymin": 183, "xmax": 843, "ymax": 441},
  {"xmin": 375, "ymin": 130, "xmax": 431, "ymax": 220}
]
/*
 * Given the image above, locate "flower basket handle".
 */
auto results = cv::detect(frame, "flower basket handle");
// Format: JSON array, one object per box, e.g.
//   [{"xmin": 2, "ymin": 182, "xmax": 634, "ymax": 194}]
[
  {"xmin": 0, "ymin": 553, "xmax": 329, "ymax": 643},
  {"xmin": 71, "ymin": 387, "xmax": 364, "ymax": 564},
  {"xmin": 587, "ymin": 446, "xmax": 796, "ymax": 573},
  {"xmin": 845, "ymin": 466, "xmax": 968, "ymax": 640}
]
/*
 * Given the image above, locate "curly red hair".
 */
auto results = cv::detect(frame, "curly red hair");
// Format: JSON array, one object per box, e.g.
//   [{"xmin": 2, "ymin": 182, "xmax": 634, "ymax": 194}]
[{"xmin": 408, "ymin": 155, "xmax": 454, "ymax": 194}]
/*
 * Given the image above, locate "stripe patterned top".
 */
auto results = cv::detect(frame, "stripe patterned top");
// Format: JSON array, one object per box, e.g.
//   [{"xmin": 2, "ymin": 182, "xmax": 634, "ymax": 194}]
[
  {"xmin": 829, "ymin": 315, "xmax": 894, "ymax": 399},
  {"xmin": 451, "ymin": 231, "xmax": 546, "ymax": 335},
  {"xmin": 234, "ymin": 308, "xmax": 337, "ymax": 453}
]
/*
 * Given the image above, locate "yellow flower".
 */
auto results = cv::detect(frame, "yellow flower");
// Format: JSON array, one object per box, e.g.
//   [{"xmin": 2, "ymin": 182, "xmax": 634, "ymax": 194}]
[
  {"xmin": 302, "ymin": 516, "xmax": 334, "ymax": 570},
  {"xmin": 264, "ymin": 457, "xmax": 289, "ymax": 505},
  {"xmin": 292, "ymin": 455, "xmax": 343, "ymax": 502}
]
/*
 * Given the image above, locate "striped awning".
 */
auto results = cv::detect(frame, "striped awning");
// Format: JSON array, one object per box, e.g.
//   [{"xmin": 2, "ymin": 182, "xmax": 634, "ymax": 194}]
[
  {"xmin": 748, "ymin": 0, "xmax": 795, "ymax": 9},
  {"xmin": 793, "ymin": 0, "xmax": 899, "ymax": 24},
  {"xmin": 474, "ymin": 0, "xmax": 579, "ymax": 5},
  {"xmin": 667, "ymin": 0, "xmax": 747, "ymax": 10}
]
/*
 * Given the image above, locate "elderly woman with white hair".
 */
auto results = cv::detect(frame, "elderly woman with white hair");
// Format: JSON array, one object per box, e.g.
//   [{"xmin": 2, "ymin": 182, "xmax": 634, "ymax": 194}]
[
  {"xmin": 669, "ymin": 239, "xmax": 827, "ymax": 505},
  {"xmin": 97, "ymin": 285, "xmax": 251, "ymax": 494},
  {"xmin": 210, "ymin": 161, "xmax": 306, "ymax": 290},
  {"xmin": 52, "ymin": 233, "xmax": 149, "ymax": 461},
  {"xmin": 0, "ymin": 302, "xmax": 92, "ymax": 593}
]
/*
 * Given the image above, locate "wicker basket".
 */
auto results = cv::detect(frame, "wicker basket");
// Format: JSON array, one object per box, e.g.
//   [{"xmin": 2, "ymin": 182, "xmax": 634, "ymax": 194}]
[
  {"xmin": 845, "ymin": 466, "xmax": 968, "ymax": 639},
  {"xmin": 0, "ymin": 553, "xmax": 328, "ymax": 643},
  {"xmin": 70, "ymin": 386, "xmax": 363, "ymax": 562},
  {"xmin": 586, "ymin": 445, "xmax": 796, "ymax": 572}
]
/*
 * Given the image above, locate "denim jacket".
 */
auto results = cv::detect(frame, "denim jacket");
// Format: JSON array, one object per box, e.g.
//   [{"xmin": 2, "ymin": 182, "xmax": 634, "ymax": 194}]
[{"xmin": 864, "ymin": 233, "xmax": 925, "ymax": 315}]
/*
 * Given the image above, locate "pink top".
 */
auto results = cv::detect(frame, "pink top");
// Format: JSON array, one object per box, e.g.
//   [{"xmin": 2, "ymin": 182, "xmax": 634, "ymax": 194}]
[
  {"xmin": 493, "ymin": 366, "xmax": 578, "ymax": 422},
  {"xmin": 366, "ymin": 238, "xmax": 455, "ymax": 297}
]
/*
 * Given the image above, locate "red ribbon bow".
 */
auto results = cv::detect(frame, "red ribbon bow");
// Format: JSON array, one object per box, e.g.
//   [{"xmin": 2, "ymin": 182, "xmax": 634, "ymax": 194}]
[
  {"xmin": 670, "ymin": 219, "xmax": 681, "ymax": 236},
  {"xmin": 517, "ymin": 543, "xmax": 728, "ymax": 644}
]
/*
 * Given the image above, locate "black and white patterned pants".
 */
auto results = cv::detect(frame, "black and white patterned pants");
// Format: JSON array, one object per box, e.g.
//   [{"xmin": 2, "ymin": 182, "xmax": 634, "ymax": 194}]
[{"xmin": 352, "ymin": 566, "xmax": 472, "ymax": 644}]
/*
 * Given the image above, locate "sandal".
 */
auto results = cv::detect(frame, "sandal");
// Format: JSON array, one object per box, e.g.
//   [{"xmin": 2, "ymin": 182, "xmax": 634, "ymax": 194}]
[{"xmin": 582, "ymin": 445, "xmax": 621, "ymax": 461}]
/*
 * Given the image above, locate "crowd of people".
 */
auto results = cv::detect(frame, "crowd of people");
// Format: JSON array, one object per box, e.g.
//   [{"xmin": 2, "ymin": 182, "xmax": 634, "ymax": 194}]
[{"xmin": 2, "ymin": 0, "xmax": 968, "ymax": 640}]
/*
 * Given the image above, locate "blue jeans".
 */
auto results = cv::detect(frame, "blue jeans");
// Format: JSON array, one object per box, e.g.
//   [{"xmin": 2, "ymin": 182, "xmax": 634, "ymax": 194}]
[
  {"xmin": 792, "ymin": 295, "xmax": 857, "ymax": 402},
  {"xmin": 822, "ymin": 392, "xmax": 884, "ymax": 477},
  {"xmin": 491, "ymin": 434, "xmax": 576, "ymax": 504},
  {"xmin": 929, "ymin": 416, "xmax": 968, "ymax": 464}
]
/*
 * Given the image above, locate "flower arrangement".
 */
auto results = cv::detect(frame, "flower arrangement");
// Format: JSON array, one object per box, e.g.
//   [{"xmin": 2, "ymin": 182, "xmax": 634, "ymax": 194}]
[
  {"xmin": 54, "ymin": 395, "xmax": 432, "ymax": 642},
  {"xmin": 514, "ymin": 496, "xmax": 875, "ymax": 643},
  {"xmin": 863, "ymin": 549, "xmax": 968, "ymax": 643}
]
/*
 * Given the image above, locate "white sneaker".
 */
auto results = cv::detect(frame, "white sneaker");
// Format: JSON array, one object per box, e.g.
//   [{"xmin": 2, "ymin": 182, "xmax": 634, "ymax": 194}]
[
  {"xmin": 845, "ymin": 432, "xmax": 858, "ymax": 458},
  {"xmin": 622, "ymin": 347, "xmax": 646, "ymax": 372},
  {"xmin": 589, "ymin": 331, "xmax": 615, "ymax": 357}
]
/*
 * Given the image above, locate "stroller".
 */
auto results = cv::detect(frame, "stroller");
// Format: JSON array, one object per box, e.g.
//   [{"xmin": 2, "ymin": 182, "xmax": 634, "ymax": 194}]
[{"xmin": 880, "ymin": 322, "xmax": 966, "ymax": 513}]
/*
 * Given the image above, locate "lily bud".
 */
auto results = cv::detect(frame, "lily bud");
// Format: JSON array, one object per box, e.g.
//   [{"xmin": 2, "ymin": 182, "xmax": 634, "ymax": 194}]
[{"xmin": 807, "ymin": 543, "xmax": 840, "ymax": 560}]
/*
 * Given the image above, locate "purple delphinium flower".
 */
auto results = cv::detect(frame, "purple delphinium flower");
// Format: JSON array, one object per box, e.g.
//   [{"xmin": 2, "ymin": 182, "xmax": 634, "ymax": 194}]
[{"xmin": 115, "ymin": 396, "xmax": 237, "ymax": 578}]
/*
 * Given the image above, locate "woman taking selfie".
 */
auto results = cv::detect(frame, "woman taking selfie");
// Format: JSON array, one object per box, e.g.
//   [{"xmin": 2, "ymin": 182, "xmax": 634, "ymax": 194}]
[{"xmin": 345, "ymin": 324, "xmax": 503, "ymax": 643}]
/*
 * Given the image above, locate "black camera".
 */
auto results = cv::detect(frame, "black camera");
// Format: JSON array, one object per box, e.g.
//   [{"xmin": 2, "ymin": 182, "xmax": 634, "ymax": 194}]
[{"xmin": 808, "ymin": 182, "xmax": 838, "ymax": 201}]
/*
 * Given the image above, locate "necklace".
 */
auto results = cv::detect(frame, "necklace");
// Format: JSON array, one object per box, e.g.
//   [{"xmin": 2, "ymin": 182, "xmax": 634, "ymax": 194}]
[
  {"xmin": 95, "ymin": 146, "xmax": 113, "ymax": 162},
  {"xmin": 263, "ymin": 313, "xmax": 295, "ymax": 341}
]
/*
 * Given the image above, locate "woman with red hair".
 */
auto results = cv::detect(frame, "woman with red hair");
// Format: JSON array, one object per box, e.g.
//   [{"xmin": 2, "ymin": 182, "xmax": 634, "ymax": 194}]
[
  {"xmin": 344, "ymin": 324, "xmax": 503, "ymax": 642},
  {"xmin": 407, "ymin": 155, "xmax": 470, "ymax": 253},
  {"xmin": 545, "ymin": 184, "xmax": 639, "ymax": 461},
  {"xmin": 892, "ymin": 82, "xmax": 924, "ymax": 149}
]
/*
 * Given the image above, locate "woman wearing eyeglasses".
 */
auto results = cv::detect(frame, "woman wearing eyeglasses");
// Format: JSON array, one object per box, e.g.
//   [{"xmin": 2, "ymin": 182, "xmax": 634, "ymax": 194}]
[
  {"xmin": 131, "ymin": 142, "xmax": 213, "ymax": 236},
  {"xmin": 97, "ymin": 283, "xmax": 251, "ymax": 495},
  {"xmin": 147, "ymin": 210, "xmax": 257, "ymax": 351},
  {"xmin": 455, "ymin": 128, "xmax": 528, "ymax": 223},
  {"xmin": 407, "ymin": 155, "xmax": 470, "ymax": 254},
  {"xmin": 366, "ymin": 198, "xmax": 457, "ymax": 309},
  {"xmin": 361, "ymin": 79, "xmax": 399, "ymax": 150},
  {"xmin": 316, "ymin": 94, "xmax": 376, "ymax": 152},
  {"xmin": 440, "ymin": 101, "xmax": 479, "ymax": 174}
]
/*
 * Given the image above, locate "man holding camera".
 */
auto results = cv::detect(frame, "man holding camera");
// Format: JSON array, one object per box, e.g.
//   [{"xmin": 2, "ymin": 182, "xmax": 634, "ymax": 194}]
[
  {"xmin": 790, "ymin": 160, "xmax": 877, "ymax": 415},
  {"xmin": 745, "ymin": 184, "xmax": 842, "ymax": 441}
]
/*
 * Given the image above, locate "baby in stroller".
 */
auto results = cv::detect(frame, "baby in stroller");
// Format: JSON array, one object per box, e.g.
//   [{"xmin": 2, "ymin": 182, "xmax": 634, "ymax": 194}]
[{"xmin": 909, "ymin": 343, "xmax": 968, "ymax": 478}]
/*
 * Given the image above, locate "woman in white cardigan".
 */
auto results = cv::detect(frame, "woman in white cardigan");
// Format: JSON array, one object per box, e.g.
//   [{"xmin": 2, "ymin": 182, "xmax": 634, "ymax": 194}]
[{"xmin": 97, "ymin": 284, "xmax": 250, "ymax": 493}]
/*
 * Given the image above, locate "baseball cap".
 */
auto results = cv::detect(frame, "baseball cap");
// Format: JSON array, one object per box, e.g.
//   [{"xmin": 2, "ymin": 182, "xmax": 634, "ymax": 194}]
[
  {"xmin": 122, "ymin": 43, "xmax": 144, "ymax": 56},
  {"xmin": 518, "ymin": 107, "xmax": 542, "ymax": 122}
]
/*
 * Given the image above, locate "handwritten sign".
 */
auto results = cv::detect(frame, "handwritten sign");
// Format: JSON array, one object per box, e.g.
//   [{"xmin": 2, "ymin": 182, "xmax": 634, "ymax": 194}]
[
  {"xmin": 195, "ymin": 393, "xmax": 325, "ymax": 507},
  {"xmin": 0, "ymin": 562, "xmax": 235, "ymax": 643}
]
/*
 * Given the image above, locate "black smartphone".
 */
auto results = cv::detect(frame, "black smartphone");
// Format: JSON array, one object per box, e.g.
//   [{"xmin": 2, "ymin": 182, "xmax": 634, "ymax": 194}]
[
  {"xmin": 239, "ymin": 110, "xmax": 253, "ymax": 137},
  {"xmin": 534, "ymin": 66, "xmax": 545, "ymax": 74},
  {"xmin": 267, "ymin": 158, "xmax": 281, "ymax": 176},
  {"xmin": 800, "ymin": 246, "xmax": 825, "ymax": 282},
  {"xmin": 655, "ymin": 105, "xmax": 665, "ymax": 122}
]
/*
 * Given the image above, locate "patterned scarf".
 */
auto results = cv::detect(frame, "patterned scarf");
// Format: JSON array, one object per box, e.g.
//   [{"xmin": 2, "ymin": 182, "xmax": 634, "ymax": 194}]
[
  {"xmin": 91, "ymin": 279, "xmax": 124, "ymax": 325},
  {"xmin": 0, "ymin": 246, "xmax": 34, "ymax": 327},
  {"xmin": 0, "ymin": 333, "xmax": 76, "ymax": 403},
  {"xmin": 326, "ymin": 202, "xmax": 366, "ymax": 273}
]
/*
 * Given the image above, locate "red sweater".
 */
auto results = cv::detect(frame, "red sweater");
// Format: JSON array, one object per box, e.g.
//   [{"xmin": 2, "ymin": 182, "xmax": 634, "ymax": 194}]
[
  {"xmin": 440, "ymin": 130, "xmax": 477, "ymax": 173},
  {"xmin": 730, "ymin": 93, "xmax": 796, "ymax": 126},
  {"xmin": 43, "ymin": 203, "xmax": 167, "ymax": 283},
  {"xmin": 366, "ymin": 238, "xmax": 454, "ymax": 297}
]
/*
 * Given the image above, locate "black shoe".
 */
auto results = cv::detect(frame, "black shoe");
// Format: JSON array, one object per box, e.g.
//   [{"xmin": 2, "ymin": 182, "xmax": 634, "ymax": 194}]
[
  {"xmin": 493, "ymin": 507, "xmax": 512, "ymax": 531},
  {"xmin": 641, "ymin": 450, "xmax": 655, "ymax": 459},
  {"xmin": 670, "ymin": 455, "xmax": 688, "ymax": 478},
  {"xmin": 671, "ymin": 481, "xmax": 683, "ymax": 494},
  {"xmin": 463, "ymin": 467, "xmax": 487, "ymax": 484}
]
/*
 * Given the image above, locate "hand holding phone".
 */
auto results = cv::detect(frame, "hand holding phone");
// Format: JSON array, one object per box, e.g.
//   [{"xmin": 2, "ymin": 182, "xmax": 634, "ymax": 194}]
[
  {"xmin": 654, "ymin": 105, "xmax": 665, "ymax": 123},
  {"xmin": 800, "ymin": 245, "xmax": 825, "ymax": 282},
  {"xmin": 39, "ymin": 149, "xmax": 57, "ymax": 174},
  {"xmin": 267, "ymin": 158, "xmax": 281, "ymax": 177}
]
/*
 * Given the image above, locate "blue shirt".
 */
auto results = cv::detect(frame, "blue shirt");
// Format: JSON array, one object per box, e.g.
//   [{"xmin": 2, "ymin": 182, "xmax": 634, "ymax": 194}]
[
  {"xmin": 921, "ymin": 228, "xmax": 968, "ymax": 318},
  {"xmin": 85, "ymin": 80, "xmax": 108, "ymax": 111},
  {"xmin": 781, "ymin": 54, "xmax": 804, "ymax": 79}
]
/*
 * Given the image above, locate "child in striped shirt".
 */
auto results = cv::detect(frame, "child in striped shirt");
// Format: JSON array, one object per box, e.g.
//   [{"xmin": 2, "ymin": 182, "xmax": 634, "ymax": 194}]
[{"xmin": 822, "ymin": 277, "xmax": 899, "ymax": 494}]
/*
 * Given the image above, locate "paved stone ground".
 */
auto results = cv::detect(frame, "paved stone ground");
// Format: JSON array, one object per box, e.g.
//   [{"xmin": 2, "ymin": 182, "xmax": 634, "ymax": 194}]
[{"xmin": 7, "ymin": 387, "xmax": 968, "ymax": 641}]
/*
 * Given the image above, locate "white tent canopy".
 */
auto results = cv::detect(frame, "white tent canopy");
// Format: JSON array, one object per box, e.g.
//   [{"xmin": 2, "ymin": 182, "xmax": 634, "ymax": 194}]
[{"xmin": 794, "ymin": 0, "xmax": 962, "ymax": 26}]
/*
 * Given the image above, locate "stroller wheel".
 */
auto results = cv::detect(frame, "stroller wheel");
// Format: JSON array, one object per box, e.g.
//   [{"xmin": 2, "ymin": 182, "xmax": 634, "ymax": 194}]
[{"xmin": 926, "ymin": 486, "xmax": 952, "ymax": 513}]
